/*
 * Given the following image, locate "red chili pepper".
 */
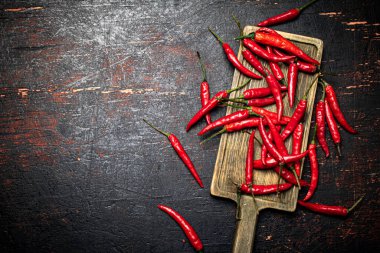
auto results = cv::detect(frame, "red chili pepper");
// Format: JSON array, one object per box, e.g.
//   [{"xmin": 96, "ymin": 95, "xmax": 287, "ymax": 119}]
[
  {"xmin": 265, "ymin": 115, "xmax": 288, "ymax": 157},
  {"xmin": 240, "ymin": 183, "xmax": 293, "ymax": 195},
  {"xmin": 157, "ymin": 205, "xmax": 204, "ymax": 252},
  {"xmin": 186, "ymin": 79, "xmax": 250, "ymax": 131},
  {"xmin": 245, "ymin": 131, "xmax": 255, "ymax": 185},
  {"xmin": 315, "ymin": 85, "xmax": 330, "ymax": 157},
  {"xmin": 242, "ymin": 49, "xmax": 267, "ymax": 76},
  {"xmin": 238, "ymin": 86, "xmax": 288, "ymax": 99},
  {"xmin": 273, "ymin": 48, "xmax": 318, "ymax": 74},
  {"xmin": 303, "ymin": 125, "xmax": 318, "ymax": 201},
  {"xmin": 261, "ymin": 129, "xmax": 271, "ymax": 166},
  {"xmin": 257, "ymin": 0, "xmax": 320, "ymax": 27},
  {"xmin": 297, "ymin": 196, "xmax": 364, "ymax": 217},
  {"xmin": 292, "ymin": 123, "xmax": 304, "ymax": 176},
  {"xmin": 197, "ymin": 52, "xmax": 212, "ymax": 125},
  {"xmin": 227, "ymin": 94, "xmax": 285, "ymax": 108},
  {"xmin": 144, "ymin": 120, "xmax": 204, "ymax": 188},
  {"xmin": 242, "ymin": 38, "xmax": 295, "ymax": 63},
  {"xmin": 236, "ymin": 30, "xmax": 320, "ymax": 65},
  {"xmin": 321, "ymin": 79, "xmax": 358, "ymax": 134},
  {"xmin": 253, "ymin": 150, "xmax": 309, "ymax": 169},
  {"xmin": 266, "ymin": 46, "xmax": 286, "ymax": 85},
  {"xmin": 287, "ymin": 60, "xmax": 299, "ymax": 108},
  {"xmin": 325, "ymin": 100, "xmax": 341, "ymax": 156},
  {"xmin": 273, "ymin": 166, "xmax": 308, "ymax": 187},
  {"xmin": 265, "ymin": 70, "xmax": 284, "ymax": 122},
  {"xmin": 208, "ymin": 28, "xmax": 262, "ymax": 79},
  {"xmin": 258, "ymin": 118, "xmax": 284, "ymax": 163}
]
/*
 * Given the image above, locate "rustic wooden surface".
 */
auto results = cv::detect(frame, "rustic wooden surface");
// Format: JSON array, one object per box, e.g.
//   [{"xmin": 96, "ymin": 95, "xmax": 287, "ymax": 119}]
[{"xmin": 0, "ymin": 1, "xmax": 379, "ymax": 252}]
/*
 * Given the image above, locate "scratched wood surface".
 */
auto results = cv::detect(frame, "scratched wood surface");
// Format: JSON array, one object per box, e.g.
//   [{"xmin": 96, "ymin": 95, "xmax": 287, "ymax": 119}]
[{"xmin": 0, "ymin": 1, "xmax": 379, "ymax": 252}]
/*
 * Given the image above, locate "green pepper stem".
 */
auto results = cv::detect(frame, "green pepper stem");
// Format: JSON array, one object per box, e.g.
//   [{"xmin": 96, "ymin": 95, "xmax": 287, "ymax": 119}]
[
  {"xmin": 208, "ymin": 27, "xmax": 224, "ymax": 45},
  {"xmin": 143, "ymin": 119, "xmax": 171, "ymax": 137},
  {"xmin": 288, "ymin": 166, "xmax": 301, "ymax": 188},
  {"xmin": 225, "ymin": 98, "xmax": 249, "ymax": 105},
  {"xmin": 227, "ymin": 78, "xmax": 251, "ymax": 93},
  {"xmin": 234, "ymin": 32, "xmax": 255, "ymax": 41},
  {"xmin": 318, "ymin": 80, "xmax": 326, "ymax": 101},
  {"xmin": 197, "ymin": 51, "xmax": 207, "ymax": 82},
  {"xmin": 347, "ymin": 195, "xmax": 365, "ymax": 214},
  {"xmin": 232, "ymin": 15, "xmax": 243, "ymax": 37},
  {"xmin": 336, "ymin": 143, "xmax": 342, "ymax": 157},
  {"xmin": 298, "ymin": 0, "xmax": 320, "ymax": 12},
  {"xmin": 200, "ymin": 128, "xmax": 226, "ymax": 145},
  {"xmin": 254, "ymin": 136, "xmax": 263, "ymax": 146},
  {"xmin": 222, "ymin": 102, "xmax": 249, "ymax": 110},
  {"xmin": 311, "ymin": 123, "xmax": 317, "ymax": 145}
]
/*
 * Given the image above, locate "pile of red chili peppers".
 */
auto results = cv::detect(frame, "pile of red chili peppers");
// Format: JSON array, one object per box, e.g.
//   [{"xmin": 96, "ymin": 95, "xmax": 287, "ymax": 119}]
[{"xmin": 144, "ymin": 1, "xmax": 363, "ymax": 251}]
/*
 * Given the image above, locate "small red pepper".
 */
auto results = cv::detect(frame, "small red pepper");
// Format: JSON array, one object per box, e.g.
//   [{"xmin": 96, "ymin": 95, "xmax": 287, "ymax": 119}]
[
  {"xmin": 258, "ymin": 118, "xmax": 284, "ymax": 163},
  {"xmin": 303, "ymin": 125, "xmax": 318, "ymax": 201},
  {"xmin": 273, "ymin": 166, "xmax": 308, "ymax": 187},
  {"xmin": 265, "ymin": 69, "xmax": 284, "ymax": 122},
  {"xmin": 197, "ymin": 52, "xmax": 212, "ymax": 125},
  {"xmin": 266, "ymin": 46, "xmax": 286, "ymax": 85},
  {"xmin": 321, "ymin": 79, "xmax": 358, "ymax": 134},
  {"xmin": 315, "ymin": 85, "xmax": 330, "ymax": 157},
  {"xmin": 238, "ymin": 86, "xmax": 288, "ymax": 99},
  {"xmin": 287, "ymin": 60, "xmax": 299, "ymax": 108},
  {"xmin": 242, "ymin": 49, "xmax": 267, "ymax": 76},
  {"xmin": 261, "ymin": 129, "xmax": 271, "ymax": 166},
  {"xmin": 253, "ymin": 151, "xmax": 309, "ymax": 169},
  {"xmin": 240, "ymin": 183, "xmax": 293, "ymax": 195},
  {"xmin": 292, "ymin": 123, "xmax": 304, "ymax": 176},
  {"xmin": 297, "ymin": 195, "xmax": 364, "ymax": 216},
  {"xmin": 144, "ymin": 119, "xmax": 204, "ymax": 188},
  {"xmin": 257, "ymin": 0, "xmax": 320, "ymax": 27},
  {"xmin": 209, "ymin": 28, "xmax": 262, "ymax": 79},
  {"xmin": 265, "ymin": 115, "xmax": 288, "ymax": 157},
  {"xmin": 227, "ymin": 94, "xmax": 285, "ymax": 108},
  {"xmin": 273, "ymin": 48, "xmax": 318, "ymax": 74},
  {"xmin": 242, "ymin": 38, "xmax": 295, "ymax": 63},
  {"xmin": 245, "ymin": 131, "xmax": 256, "ymax": 185},
  {"xmin": 158, "ymin": 205, "xmax": 204, "ymax": 252}
]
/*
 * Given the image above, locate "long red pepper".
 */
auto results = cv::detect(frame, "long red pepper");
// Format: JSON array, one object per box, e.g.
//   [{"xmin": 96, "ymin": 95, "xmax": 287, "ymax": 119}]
[
  {"xmin": 240, "ymin": 183, "xmax": 293, "ymax": 195},
  {"xmin": 265, "ymin": 69, "xmax": 284, "ymax": 122},
  {"xmin": 238, "ymin": 86, "xmax": 288, "ymax": 99},
  {"xmin": 236, "ymin": 30, "xmax": 320, "ymax": 65},
  {"xmin": 321, "ymin": 79, "xmax": 358, "ymax": 134},
  {"xmin": 273, "ymin": 166, "xmax": 308, "ymax": 187},
  {"xmin": 245, "ymin": 131, "xmax": 255, "ymax": 185},
  {"xmin": 209, "ymin": 28, "xmax": 262, "ymax": 79},
  {"xmin": 257, "ymin": 0, "xmax": 320, "ymax": 27},
  {"xmin": 261, "ymin": 129, "xmax": 271, "ymax": 165},
  {"xmin": 157, "ymin": 205, "xmax": 204, "ymax": 252},
  {"xmin": 253, "ymin": 151, "xmax": 309, "ymax": 169},
  {"xmin": 273, "ymin": 48, "xmax": 318, "ymax": 74},
  {"xmin": 287, "ymin": 60, "xmax": 299, "ymax": 108},
  {"xmin": 266, "ymin": 46, "xmax": 286, "ymax": 85},
  {"xmin": 265, "ymin": 115, "xmax": 288, "ymax": 157},
  {"xmin": 297, "ymin": 196, "xmax": 364, "ymax": 216},
  {"xmin": 144, "ymin": 119, "xmax": 204, "ymax": 188},
  {"xmin": 242, "ymin": 38, "xmax": 295, "ymax": 63},
  {"xmin": 316, "ymin": 85, "xmax": 330, "ymax": 157},
  {"xmin": 292, "ymin": 123, "xmax": 304, "ymax": 176},
  {"xmin": 197, "ymin": 52, "xmax": 212, "ymax": 125},
  {"xmin": 303, "ymin": 125, "xmax": 318, "ymax": 201},
  {"xmin": 325, "ymin": 100, "xmax": 341, "ymax": 156},
  {"xmin": 242, "ymin": 49, "xmax": 267, "ymax": 76},
  {"xmin": 227, "ymin": 95, "xmax": 285, "ymax": 107},
  {"xmin": 186, "ymin": 79, "xmax": 250, "ymax": 131},
  {"xmin": 258, "ymin": 118, "xmax": 284, "ymax": 163}
]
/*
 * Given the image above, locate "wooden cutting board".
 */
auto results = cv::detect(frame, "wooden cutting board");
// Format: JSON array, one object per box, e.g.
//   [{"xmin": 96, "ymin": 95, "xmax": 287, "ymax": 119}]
[{"xmin": 210, "ymin": 26, "xmax": 323, "ymax": 253}]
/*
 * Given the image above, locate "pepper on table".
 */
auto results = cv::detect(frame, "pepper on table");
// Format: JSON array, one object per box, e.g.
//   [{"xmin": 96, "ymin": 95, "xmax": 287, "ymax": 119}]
[
  {"xmin": 287, "ymin": 59, "xmax": 299, "ymax": 108},
  {"xmin": 315, "ymin": 84, "xmax": 330, "ymax": 157},
  {"xmin": 226, "ymin": 94, "xmax": 285, "ymax": 107},
  {"xmin": 266, "ymin": 46, "xmax": 287, "ymax": 86},
  {"xmin": 325, "ymin": 97, "xmax": 342, "ymax": 156},
  {"xmin": 265, "ymin": 68, "xmax": 284, "ymax": 122},
  {"xmin": 242, "ymin": 49, "xmax": 268, "ymax": 76},
  {"xmin": 252, "ymin": 151, "xmax": 309, "ymax": 169},
  {"xmin": 197, "ymin": 52, "xmax": 212, "ymax": 125},
  {"xmin": 303, "ymin": 125, "xmax": 319, "ymax": 201},
  {"xmin": 258, "ymin": 118, "xmax": 284, "ymax": 163},
  {"xmin": 144, "ymin": 119, "xmax": 204, "ymax": 188},
  {"xmin": 273, "ymin": 48, "xmax": 318, "ymax": 74},
  {"xmin": 245, "ymin": 131, "xmax": 256, "ymax": 185},
  {"xmin": 292, "ymin": 123, "xmax": 304, "ymax": 176},
  {"xmin": 237, "ymin": 86, "xmax": 287, "ymax": 99},
  {"xmin": 240, "ymin": 183, "xmax": 293, "ymax": 195},
  {"xmin": 158, "ymin": 205, "xmax": 204, "ymax": 252}
]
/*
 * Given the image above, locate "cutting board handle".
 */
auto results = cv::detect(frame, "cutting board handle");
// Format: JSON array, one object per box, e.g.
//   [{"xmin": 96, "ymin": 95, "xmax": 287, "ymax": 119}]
[{"xmin": 232, "ymin": 195, "xmax": 259, "ymax": 253}]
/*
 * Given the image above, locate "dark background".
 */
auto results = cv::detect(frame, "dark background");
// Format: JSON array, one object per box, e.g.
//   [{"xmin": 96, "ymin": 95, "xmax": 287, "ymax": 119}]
[{"xmin": 0, "ymin": 0, "xmax": 379, "ymax": 252}]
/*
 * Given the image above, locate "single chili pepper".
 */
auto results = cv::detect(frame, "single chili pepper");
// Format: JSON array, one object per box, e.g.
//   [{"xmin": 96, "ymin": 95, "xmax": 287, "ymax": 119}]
[
  {"xmin": 157, "ymin": 205, "xmax": 204, "ymax": 252},
  {"xmin": 242, "ymin": 38, "xmax": 295, "ymax": 63},
  {"xmin": 303, "ymin": 125, "xmax": 318, "ymax": 201},
  {"xmin": 287, "ymin": 60, "xmax": 299, "ymax": 108},
  {"xmin": 253, "ymin": 150, "xmax": 309, "ymax": 169},
  {"xmin": 242, "ymin": 49, "xmax": 267, "ymax": 76},
  {"xmin": 261, "ymin": 129, "xmax": 271, "ymax": 166},
  {"xmin": 292, "ymin": 123, "xmax": 304, "ymax": 176},
  {"xmin": 208, "ymin": 28, "xmax": 262, "ymax": 79},
  {"xmin": 325, "ymin": 99, "xmax": 342, "ymax": 156},
  {"xmin": 186, "ymin": 79, "xmax": 250, "ymax": 131},
  {"xmin": 238, "ymin": 86, "xmax": 288, "ymax": 99},
  {"xmin": 315, "ymin": 84, "xmax": 330, "ymax": 157},
  {"xmin": 144, "ymin": 119, "xmax": 204, "ymax": 188},
  {"xmin": 226, "ymin": 94, "xmax": 285, "ymax": 107},
  {"xmin": 258, "ymin": 118, "xmax": 284, "ymax": 163},
  {"xmin": 273, "ymin": 48, "xmax": 318, "ymax": 74},
  {"xmin": 197, "ymin": 52, "xmax": 212, "ymax": 125},
  {"xmin": 257, "ymin": 0, "xmax": 320, "ymax": 27},
  {"xmin": 240, "ymin": 183, "xmax": 293, "ymax": 195},
  {"xmin": 297, "ymin": 195, "xmax": 364, "ymax": 217},
  {"xmin": 273, "ymin": 166, "xmax": 308, "ymax": 187},
  {"xmin": 245, "ymin": 131, "xmax": 255, "ymax": 185},
  {"xmin": 266, "ymin": 46, "xmax": 287, "ymax": 85},
  {"xmin": 321, "ymin": 79, "xmax": 358, "ymax": 134},
  {"xmin": 236, "ymin": 30, "xmax": 320, "ymax": 65},
  {"xmin": 265, "ymin": 69, "xmax": 284, "ymax": 122},
  {"xmin": 265, "ymin": 115, "xmax": 289, "ymax": 157}
]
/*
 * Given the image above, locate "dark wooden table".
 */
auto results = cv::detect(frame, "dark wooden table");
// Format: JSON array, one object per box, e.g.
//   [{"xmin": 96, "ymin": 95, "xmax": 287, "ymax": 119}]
[{"xmin": 1, "ymin": 1, "xmax": 379, "ymax": 252}]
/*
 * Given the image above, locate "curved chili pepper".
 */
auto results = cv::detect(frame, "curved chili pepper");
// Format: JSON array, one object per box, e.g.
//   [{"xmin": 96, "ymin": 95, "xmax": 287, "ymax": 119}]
[
  {"xmin": 297, "ymin": 196, "xmax": 364, "ymax": 217},
  {"xmin": 321, "ymin": 79, "xmax": 358, "ymax": 134},
  {"xmin": 261, "ymin": 129, "xmax": 271, "ymax": 166},
  {"xmin": 238, "ymin": 86, "xmax": 288, "ymax": 99},
  {"xmin": 144, "ymin": 119, "xmax": 203, "ymax": 188},
  {"xmin": 258, "ymin": 118, "xmax": 284, "ymax": 163},
  {"xmin": 273, "ymin": 166, "xmax": 308, "ymax": 187},
  {"xmin": 157, "ymin": 205, "xmax": 204, "ymax": 252},
  {"xmin": 253, "ymin": 150, "xmax": 309, "ymax": 169},
  {"xmin": 240, "ymin": 183, "xmax": 293, "ymax": 195},
  {"xmin": 242, "ymin": 49, "xmax": 267, "ymax": 76},
  {"xmin": 287, "ymin": 60, "xmax": 299, "ymax": 108},
  {"xmin": 245, "ymin": 131, "xmax": 255, "ymax": 185},
  {"xmin": 242, "ymin": 38, "xmax": 295, "ymax": 63},
  {"xmin": 208, "ymin": 28, "xmax": 262, "ymax": 79},
  {"xmin": 292, "ymin": 123, "xmax": 304, "ymax": 176},
  {"xmin": 303, "ymin": 125, "xmax": 318, "ymax": 201},
  {"xmin": 273, "ymin": 48, "xmax": 318, "ymax": 74},
  {"xmin": 266, "ymin": 46, "xmax": 286, "ymax": 85},
  {"xmin": 316, "ymin": 85, "xmax": 330, "ymax": 157},
  {"xmin": 227, "ymin": 94, "xmax": 285, "ymax": 108},
  {"xmin": 236, "ymin": 31, "xmax": 320, "ymax": 65},
  {"xmin": 257, "ymin": 0, "xmax": 320, "ymax": 27},
  {"xmin": 265, "ymin": 70, "xmax": 284, "ymax": 122},
  {"xmin": 265, "ymin": 115, "xmax": 288, "ymax": 157},
  {"xmin": 325, "ymin": 100, "xmax": 341, "ymax": 156},
  {"xmin": 197, "ymin": 52, "xmax": 212, "ymax": 125},
  {"xmin": 186, "ymin": 79, "xmax": 250, "ymax": 131}
]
